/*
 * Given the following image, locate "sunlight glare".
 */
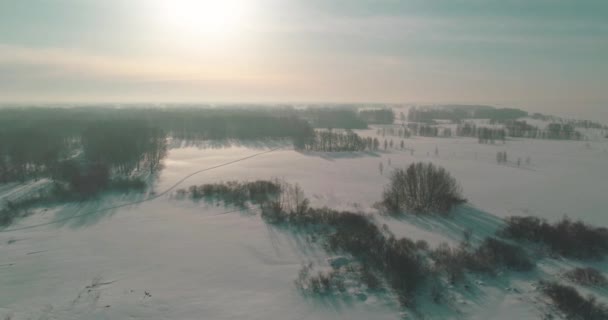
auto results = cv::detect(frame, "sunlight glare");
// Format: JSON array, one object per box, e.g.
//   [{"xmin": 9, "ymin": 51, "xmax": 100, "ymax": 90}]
[{"xmin": 154, "ymin": 0, "xmax": 251, "ymax": 39}]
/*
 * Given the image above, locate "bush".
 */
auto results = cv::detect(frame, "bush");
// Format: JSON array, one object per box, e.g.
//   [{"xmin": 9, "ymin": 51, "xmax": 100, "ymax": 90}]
[
  {"xmin": 382, "ymin": 162, "xmax": 466, "ymax": 214},
  {"xmin": 294, "ymin": 263, "xmax": 346, "ymax": 295},
  {"xmin": 431, "ymin": 243, "xmax": 468, "ymax": 283},
  {"xmin": 468, "ymin": 238, "xmax": 534, "ymax": 272},
  {"xmin": 502, "ymin": 216, "xmax": 608, "ymax": 259},
  {"xmin": 0, "ymin": 205, "xmax": 29, "ymax": 227},
  {"xmin": 259, "ymin": 182, "xmax": 429, "ymax": 306},
  {"xmin": 540, "ymin": 281, "xmax": 608, "ymax": 320},
  {"xmin": 264, "ymin": 201, "xmax": 429, "ymax": 306},
  {"xmin": 564, "ymin": 267, "xmax": 607, "ymax": 287},
  {"xmin": 431, "ymin": 238, "xmax": 534, "ymax": 282},
  {"xmin": 260, "ymin": 181, "xmax": 537, "ymax": 310}
]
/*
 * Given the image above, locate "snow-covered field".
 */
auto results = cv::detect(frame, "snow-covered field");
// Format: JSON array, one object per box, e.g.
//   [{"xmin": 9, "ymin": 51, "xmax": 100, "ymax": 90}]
[{"xmin": 1, "ymin": 129, "xmax": 607, "ymax": 319}]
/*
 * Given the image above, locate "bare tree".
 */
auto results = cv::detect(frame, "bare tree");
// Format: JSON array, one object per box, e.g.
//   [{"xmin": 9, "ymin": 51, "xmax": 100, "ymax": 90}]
[{"xmin": 382, "ymin": 162, "xmax": 465, "ymax": 214}]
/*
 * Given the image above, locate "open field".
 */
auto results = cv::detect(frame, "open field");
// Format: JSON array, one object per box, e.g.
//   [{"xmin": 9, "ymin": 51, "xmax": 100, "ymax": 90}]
[{"xmin": 2, "ymin": 122, "xmax": 607, "ymax": 319}]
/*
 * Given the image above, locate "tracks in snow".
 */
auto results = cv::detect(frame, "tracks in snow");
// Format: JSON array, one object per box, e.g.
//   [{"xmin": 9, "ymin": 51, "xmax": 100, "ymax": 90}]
[{"xmin": 0, "ymin": 147, "xmax": 284, "ymax": 233}]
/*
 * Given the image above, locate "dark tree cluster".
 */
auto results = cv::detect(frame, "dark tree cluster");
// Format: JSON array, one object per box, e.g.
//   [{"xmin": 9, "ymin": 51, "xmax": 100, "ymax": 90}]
[
  {"xmin": 564, "ymin": 267, "xmax": 607, "ymax": 287},
  {"xmin": 417, "ymin": 125, "xmax": 439, "ymax": 137},
  {"xmin": 504, "ymin": 120, "xmax": 539, "ymax": 138},
  {"xmin": 456, "ymin": 120, "xmax": 585, "ymax": 141},
  {"xmin": 477, "ymin": 127, "xmax": 506, "ymax": 144},
  {"xmin": 408, "ymin": 106, "xmax": 527, "ymax": 122},
  {"xmin": 568, "ymin": 119, "xmax": 608, "ymax": 130},
  {"xmin": 455, "ymin": 123, "xmax": 478, "ymax": 138},
  {"xmin": 300, "ymin": 108, "xmax": 368, "ymax": 129},
  {"xmin": 0, "ymin": 191, "xmax": 49, "ymax": 226},
  {"xmin": 0, "ymin": 107, "xmax": 320, "ymax": 185},
  {"xmin": 540, "ymin": 281, "xmax": 608, "ymax": 320},
  {"xmin": 455, "ymin": 123, "xmax": 506, "ymax": 143},
  {"xmin": 381, "ymin": 162, "xmax": 466, "ymax": 214},
  {"xmin": 0, "ymin": 127, "xmax": 72, "ymax": 182},
  {"xmin": 151, "ymin": 110, "xmax": 314, "ymax": 142},
  {"xmin": 501, "ymin": 216, "xmax": 608, "ymax": 259},
  {"xmin": 301, "ymin": 130, "xmax": 376, "ymax": 152},
  {"xmin": 431, "ymin": 237, "xmax": 534, "ymax": 283},
  {"xmin": 407, "ymin": 123, "xmax": 452, "ymax": 138},
  {"xmin": 176, "ymin": 180, "xmax": 282, "ymax": 207},
  {"xmin": 294, "ymin": 263, "xmax": 347, "ymax": 296},
  {"xmin": 546, "ymin": 123, "xmax": 582, "ymax": 140},
  {"xmin": 81, "ymin": 120, "xmax": 167, "ymax": 175},
  {"xmin": 531, "ymin": 114, "xmax": 608, "ymax": 130},
  {"xmin": 0, "ymin": 119, "xmax": 166, "ymax": 197},
  {"xmin": 408, "ymin": 107, "xmax": 470, "ymax": 122},
  {"xmin": 359, "ymin": 109, "xmax": 395, "ymax": 124},
  {"xmin": 474, "ymin": 108, "xmax": 528, "ymax": 121},
  {"xmin": 376, "ymin": 126, "xmax": 411, "ymax": 138}
]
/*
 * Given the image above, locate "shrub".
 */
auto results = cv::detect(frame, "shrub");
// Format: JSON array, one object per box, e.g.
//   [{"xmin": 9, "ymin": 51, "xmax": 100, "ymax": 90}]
[
  {"xmin": 260, "ymin": 181, "xmax": 537, "ymax": 310},
  {"xmin": 260, "ymin": 183, "xmax": 429, "ymax": 307},
  {"xmin": 502, "ymin": 216, "xmax": 608, "ymax": 259},
  {"xmin": 382, "ymin": 162, "xmax": 466, "ymax": 214},
  {"xmin": 285, "ymin": 208, "xmax": 429, "ymax": 306},
  {"xmin": 431, "ymin": 243, "xmax": 468, "ymax": 283},
  {"xmin": 294, "ymin": 263, "xmax": 344, "ymax": 295},
  {"xmin": 540, "ymin": 281, "xmax": 608, "ymax": 320},
  {"xmin": 468, "ymin": 238, "xmax": 534, "ymax": 272},
  {"xmin": 0, "ymin": 206, "xmax": 29, "ymax": 227},
  {"xmin": 431, "ymin": 238, "xmax": 534, "ymax": 282},
  {"xmin": 260, "ymin": 183, "xmax": 310, "ymax": 224},
  {"xmin": 564, "ymin": 267, "xmax": 607, "ymax": 287}
]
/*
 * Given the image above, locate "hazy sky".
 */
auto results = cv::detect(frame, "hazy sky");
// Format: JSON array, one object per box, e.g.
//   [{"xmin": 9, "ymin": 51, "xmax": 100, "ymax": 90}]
[{"xmin": 1, "ymin": 0, "xmax": 607, "ymax": 119}]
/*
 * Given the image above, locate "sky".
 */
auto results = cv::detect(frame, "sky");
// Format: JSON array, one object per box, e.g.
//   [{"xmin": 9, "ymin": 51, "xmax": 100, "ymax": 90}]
[{"xmin": 0, "ymin": 0, "xmax": 607, "ymax": 120}]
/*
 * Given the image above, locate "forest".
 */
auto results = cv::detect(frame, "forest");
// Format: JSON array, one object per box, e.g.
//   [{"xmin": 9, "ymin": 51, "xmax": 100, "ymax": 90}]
[
  {"xmin": 300, "ymin": 130, "xmax": 378, "ymax": 152},
  {"xmin": 408, "ymin": 106, "xmax": 528, "ymax": 122},
  {"xmin": 358, "ymin": 109, "xmax": 395, "ymax": 124},
  {"xmin": 0, "ymin": 107, "xmax": 318, "ymax": 187}
]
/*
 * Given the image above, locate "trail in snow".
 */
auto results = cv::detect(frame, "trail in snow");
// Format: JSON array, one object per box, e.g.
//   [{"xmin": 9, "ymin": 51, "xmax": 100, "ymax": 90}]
[{"xmin": 0, "ymin": 147, "xmax": 284, "ymax": 233}]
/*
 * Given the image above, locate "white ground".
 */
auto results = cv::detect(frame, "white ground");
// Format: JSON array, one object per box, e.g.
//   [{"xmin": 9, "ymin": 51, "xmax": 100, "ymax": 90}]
[{"xmin": 1, "ymin": 128, "xmax": 607, "ymax": 319}]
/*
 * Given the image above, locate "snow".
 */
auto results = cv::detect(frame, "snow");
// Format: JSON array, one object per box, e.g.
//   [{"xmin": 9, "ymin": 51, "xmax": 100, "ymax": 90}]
[{"xmin": 1, "ymin": 130, "xmax": 607, "ymax": 319}]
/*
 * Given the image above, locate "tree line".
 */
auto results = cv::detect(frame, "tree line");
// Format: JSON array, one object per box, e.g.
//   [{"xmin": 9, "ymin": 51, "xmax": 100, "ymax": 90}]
[
  {"xmin": 358, "ymin": 109, "xmax": 395, "ymax": 124},
  {"xmin": 300, "ymin": 130, "xmax": 379, "ymax": 152},
  {"xmin": 408, "ymin": 106, "xmax": 528, "ymax": 122},
  {"xmin": 0, "ymin": 108, "xmax": 320, "ymax": 188}
]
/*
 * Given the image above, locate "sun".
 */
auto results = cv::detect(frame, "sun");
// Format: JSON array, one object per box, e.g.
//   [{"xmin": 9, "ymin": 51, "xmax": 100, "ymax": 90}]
[{"xmin": 153, "ymin": 0, "xmax": 250, "ymax": 39}]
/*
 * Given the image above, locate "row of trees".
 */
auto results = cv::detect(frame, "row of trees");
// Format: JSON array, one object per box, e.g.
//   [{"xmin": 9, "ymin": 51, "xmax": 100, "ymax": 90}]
[
  {"xmin": 408, "ymin": 106, "xmax": 528, "ymax": 122},
  {"xmin": 300, "ymin": 108, "xmax": 368, "ymax": 129},
  {"xmin": 301, "ymin": 130, "xmax": 415, "ymax": 153},
  {"xmin": 477, "ymin": 127, "xmax": 507, "ymax": 144},
  {"xmin": 377, "ymin": 127, "xmax": 411, "ymax": 138},
  {"xmin": 405, "ymin": 123, "xmax": 452, "ymax": 137},
  {"xmin": 301, "ymin": 130, "xmax": 374, "ymax": 152}
]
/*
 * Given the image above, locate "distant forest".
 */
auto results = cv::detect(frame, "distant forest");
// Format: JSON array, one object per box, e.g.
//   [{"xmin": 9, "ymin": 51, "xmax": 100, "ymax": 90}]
[
  {"xmin": 0, "ymin": 107, "xmax": 390, "ymax": 186},
  {"xmin": 358, "ymin": 109, "xmax": 395, "ymax": 124},
  {"xmin": 408, "ymin": 106, "xmax": 528, "ymax": 122},
  {"xmin": 407, "ymin": 106, "xmax": 596, "ymax": 141},
  {"xmin": 0, "ymin": 108, "xmax": 315, "ymax": 186}
]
